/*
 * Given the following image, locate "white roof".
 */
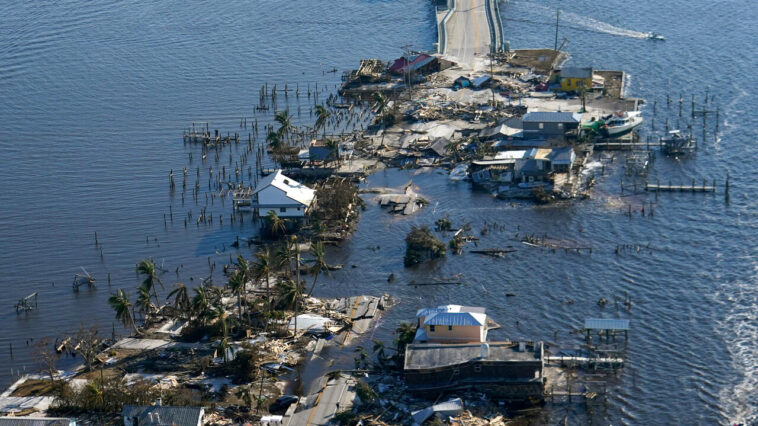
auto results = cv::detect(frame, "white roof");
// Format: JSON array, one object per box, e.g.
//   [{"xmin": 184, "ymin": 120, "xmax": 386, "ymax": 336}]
[
  {"xmin": 416, "ymin": 304, "xmax": 486, "ymax": 317},
  {"xmin": 252, "ymin": 169, "xmax": 315, "ymax": 206},
  {"xmin": 494, "ymin": 150, "xmax": 530, "ymax": 160}
]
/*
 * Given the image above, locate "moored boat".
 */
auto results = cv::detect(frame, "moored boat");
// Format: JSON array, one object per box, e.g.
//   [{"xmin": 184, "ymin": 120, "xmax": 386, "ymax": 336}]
[{"xmin": 604, "ymin": 111, "xmax": 643, "ymax": 136}]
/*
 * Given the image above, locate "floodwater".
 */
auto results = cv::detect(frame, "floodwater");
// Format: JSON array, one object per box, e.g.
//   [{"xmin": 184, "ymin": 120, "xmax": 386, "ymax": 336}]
[{"xmin": 1, "ymin": 0, "xmax": 756, "ymax": 424}]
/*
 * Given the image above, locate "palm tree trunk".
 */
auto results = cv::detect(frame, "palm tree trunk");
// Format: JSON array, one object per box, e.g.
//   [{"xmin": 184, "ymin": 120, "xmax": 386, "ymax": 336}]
[
  {"xmin": 307, "ymin": 271, "xmax": 320, "ymax": 298},
  {"xmin": 266, "ymin": 274, "xmax": 271, "ymax": 312}
]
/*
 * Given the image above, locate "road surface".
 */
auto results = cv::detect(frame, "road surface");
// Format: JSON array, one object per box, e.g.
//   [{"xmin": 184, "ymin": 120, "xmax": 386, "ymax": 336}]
[{"xmin": 443, "ymin": 0, "xmax": 492, "ymax": 69}]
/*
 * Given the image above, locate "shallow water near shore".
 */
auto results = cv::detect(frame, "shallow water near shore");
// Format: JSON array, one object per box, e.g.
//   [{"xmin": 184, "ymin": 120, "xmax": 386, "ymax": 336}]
[{"xmin": 1, "ymin": 0, "xmax": 756, "ymax": 423}]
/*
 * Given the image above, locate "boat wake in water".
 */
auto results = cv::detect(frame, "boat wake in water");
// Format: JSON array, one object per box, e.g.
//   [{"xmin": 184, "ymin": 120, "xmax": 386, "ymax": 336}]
[
  {"xmin": 714, "ymin": 258, "xmax": 758, "ymax": 424},
  {"xmin": 511, "ymin": 1, "xmax": 651, "ymax": 39}
]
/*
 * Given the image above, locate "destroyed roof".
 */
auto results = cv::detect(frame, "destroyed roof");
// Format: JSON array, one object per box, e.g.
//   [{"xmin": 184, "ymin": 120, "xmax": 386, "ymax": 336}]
[
  {"xmin": 585, "ymin": 318, "xmax": 630, "ymax": 331},
  {"xmin": 479, "ymin": 123, "xmax": 522, "ymax": 139},
  {"xmin": 471, "ymin": 75, "xmax": 491, "ymax": 88},
  {"xmin": 534, "ymin": 148, "xmax": 552, "ymax": 160},
  {"xmin": 355, "ymin": 59, "xmax": 385, "ymax": 77},
  {"xmin": 416, "ymin": 305, "xmax": 486, "ymax": 317},
  {"xmin": 404, "ymin": 342, "xmax": 542, "ymax": 370},
  {"xmin": 547, "ymin": 146, "xmax": 575, "ymax": 164},
  {"xmin": 560, "ymin": 66, "xmax": 593, "ymax": 79},
  {"xmin": 252, "ymin": 169, "xmax": 315, "ymax": 206},
  {"xmin": 411, "ymin": 398, "xmax": 463, "ymax": 425},
  {"xmin": 0, "ymin": 418, "xmax": 75, "ymax": 426},
  {"xmin": 428, "ymin": 137, "xmax": 449, "ymax": 157},
  {"xmin": 492, "ymin": 139, "xmax": 551, "ymax": 149},
  {"xmin": 424, "ymin": 312, "xmax": 486, "ymax": 327},
  {"xmin": 389, "ymin": 54, "xmax": 435, "ymax": 73},
  {"xmin": 122, "ymin": 405, "xmax": 204, "ymax": 426},
  {"xmin": 522, "ymin": 111, "xmax": 582, "ymax": 123}
]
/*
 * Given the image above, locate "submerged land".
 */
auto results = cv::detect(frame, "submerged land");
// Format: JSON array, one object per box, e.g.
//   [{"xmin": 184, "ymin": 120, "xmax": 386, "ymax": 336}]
[{"xmin": 1, "ymin": 1, "xmax": 723, "ymax": 425}]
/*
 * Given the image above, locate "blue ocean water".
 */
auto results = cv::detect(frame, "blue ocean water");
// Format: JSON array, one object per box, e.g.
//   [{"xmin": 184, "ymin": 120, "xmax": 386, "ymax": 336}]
[{"xmin": 0, "ymin": 0, "xmax": 756, "ymax": 423}]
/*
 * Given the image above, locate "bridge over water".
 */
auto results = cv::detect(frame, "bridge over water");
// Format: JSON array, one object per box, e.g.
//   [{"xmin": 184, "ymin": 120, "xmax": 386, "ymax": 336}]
[{"xmin": 436, "ymin": 0, "xmax": 505, "ymax": 69}]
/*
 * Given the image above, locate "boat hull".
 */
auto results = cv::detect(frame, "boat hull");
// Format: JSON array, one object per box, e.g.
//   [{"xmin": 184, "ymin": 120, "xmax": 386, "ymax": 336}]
[{"xmin": 606, "ymin": 116, "xmax": 643, "ymax": 136}]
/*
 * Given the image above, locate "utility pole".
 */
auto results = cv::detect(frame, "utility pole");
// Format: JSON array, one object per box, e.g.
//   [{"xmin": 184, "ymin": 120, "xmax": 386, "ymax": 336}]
[{"xmin": 554, "ymin": 9, "xmax": 560, "ymax": 51}]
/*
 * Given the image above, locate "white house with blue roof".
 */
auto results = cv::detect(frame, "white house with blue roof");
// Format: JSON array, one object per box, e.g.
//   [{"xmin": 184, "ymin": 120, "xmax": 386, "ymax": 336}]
[{"xmin": 414, "ymin": 305, "xmax": 488, "ymax": 343}]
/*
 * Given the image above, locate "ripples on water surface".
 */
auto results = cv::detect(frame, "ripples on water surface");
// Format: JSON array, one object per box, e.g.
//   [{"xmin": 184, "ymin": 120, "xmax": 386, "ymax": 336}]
[{"xmin": 0, "ymin": 0, "xmax": 756, "ymax": 423}]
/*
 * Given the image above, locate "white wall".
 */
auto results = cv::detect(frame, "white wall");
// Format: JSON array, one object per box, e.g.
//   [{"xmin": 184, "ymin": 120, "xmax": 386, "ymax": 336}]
[{"xmin": 257, "ymin": 186, "xmax": 307, "ymax": 217}]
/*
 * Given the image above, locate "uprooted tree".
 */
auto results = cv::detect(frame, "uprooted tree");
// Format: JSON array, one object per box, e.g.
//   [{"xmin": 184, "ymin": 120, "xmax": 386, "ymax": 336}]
[{"xmin": 404, "ymin": 226, "xmax": 446, "ymax": 266}]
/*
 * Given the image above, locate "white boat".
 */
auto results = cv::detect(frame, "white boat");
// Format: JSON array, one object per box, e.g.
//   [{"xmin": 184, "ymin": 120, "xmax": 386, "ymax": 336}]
[
  {"xmin": 647, "ymin": 33, "xmax": 665, "ymax": 41},
  {"xmin": 604, "ymin": 111, "xmax": 643, "ymax": 136}
]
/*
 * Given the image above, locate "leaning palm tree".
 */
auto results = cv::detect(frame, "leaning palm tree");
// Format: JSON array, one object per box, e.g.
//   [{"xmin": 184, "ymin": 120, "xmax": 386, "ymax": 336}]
[
  {"xmin": 314, "ymin": 104, "xmax": 331, "ymax": 139},
  {"xmin": 253, "ymin": 246, "xmax": 273, "ymax": 309},
  {"xmin": 306, "ymin": 241, "xmax": 329, "ymax": 297},
  {"xmin": 274, "ymin": 110, "xmax": 293, "ymax": 143},
  {"xmin": 109, "ymin": 289, "xmax": 138, "ymax": 333},
  {"xmin": 136, "ymin": 258, "xmax": 163, "ymax": 305},
  {"xmin": 265, "ymin": 210, "xmax": 287, "ymax": 238},
  {"xmin": 166, "ymin": 283, "xmax": 190, "ymax": 319}
]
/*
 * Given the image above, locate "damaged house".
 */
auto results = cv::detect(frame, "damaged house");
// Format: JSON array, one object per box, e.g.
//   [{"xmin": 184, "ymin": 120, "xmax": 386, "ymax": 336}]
[
  {"xmin": 470, "ymin": 147, "xmax": 575, "ymax": 186},
  {"xmin": 521, "ymin": 111, "xmax": 582, "ymax": 141},
  {"xmin": 404, "ymin": 305, "xmax": 545, "ymax": 400}
]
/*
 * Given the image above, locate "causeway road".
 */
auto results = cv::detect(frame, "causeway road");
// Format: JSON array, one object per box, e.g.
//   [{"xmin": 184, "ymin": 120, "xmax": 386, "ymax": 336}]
[{"xmin": 442, "ymin": 0, "xmax": 493, "ymax": 69}]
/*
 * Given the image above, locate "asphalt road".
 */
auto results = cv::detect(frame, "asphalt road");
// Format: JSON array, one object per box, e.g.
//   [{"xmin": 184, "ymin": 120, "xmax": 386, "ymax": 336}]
[{"xmin": 443, "ymin": 0, "xmax": 491, "ymax": 68}]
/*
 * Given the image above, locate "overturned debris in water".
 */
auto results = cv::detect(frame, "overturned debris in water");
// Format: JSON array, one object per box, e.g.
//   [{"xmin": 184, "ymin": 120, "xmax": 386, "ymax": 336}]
[{"xmin": 373, "ymin": 182, "xmax": 427, "ymax": 215}]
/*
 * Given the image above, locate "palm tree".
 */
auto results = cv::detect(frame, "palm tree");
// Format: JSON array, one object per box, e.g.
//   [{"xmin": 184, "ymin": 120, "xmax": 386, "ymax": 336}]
[
  {"xmin": 84, "ymin": 381, "xmax": 105, "ymax": 409},
  {"xmin": 254, "ymin": 246, "xmax": 273, "ymax": 309},
  {"xmin": 166, "ymin": 283, "xmax": 190, "ymax": 319},
  {"xmin": 235, "ymin": 385, "xmax": 253, "ymax": 408},
  {"xmin": 275, "ymin": 239, "xmax": 295, "ymax": 277},
  {"xmin": 136, "ymin": 258, "xmax": 163, "ymax": 305},
  {"xmin": 228, "ymin": 270, "xmax": 245, "ymax": 322},
  {"xmin": 108, "ymin": 289, "xmax": 138, "ymax": 333},
  {"xmin": 372, "ymin": 339, "xmax": 389, "ymax": 366},
  {"xmin": 306, "ymin": 241, "xmax": 328, "ymax": 297},
  {"xmin": 234, "ymin": 254, "xmax": 253, "ymax": 285},
  {"xmin": 314, "ymin": 104, "xmax": 331, "ymax": 138},
  {"xmin": 217, "ymin": 335, "xmax": 230, "ymax": 363},
  {"xmin": 325, "ymin": 138, "xmax": 340, "ymax": 166},
  {"xmin": 373, "ymin": 91, "xmax": 388, "ymax": 117},
  {"xmin": 394, "ymin": 322, "xmax": 417, "ymax": 355},
  {"xmin": 274, "ymin": 110, "xmax": 293, "ymax": 143},
  {"xmin": 266, "ymin": 131, "xmax": 281, "ymax": 150},
  {"xmin": 192, "ymin": 286, "xmax": 211, "ymax": 325},
  {"xmin": 135, "ymin": 282, "xmax": 155, "ymax": 323},
  {"xmin": 276, "ymin": 278, "xmax": 300, "ymax": 311},
  {"xmin": 265, "ymin": 210, "xmax": 287, "ymax": 238}
]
